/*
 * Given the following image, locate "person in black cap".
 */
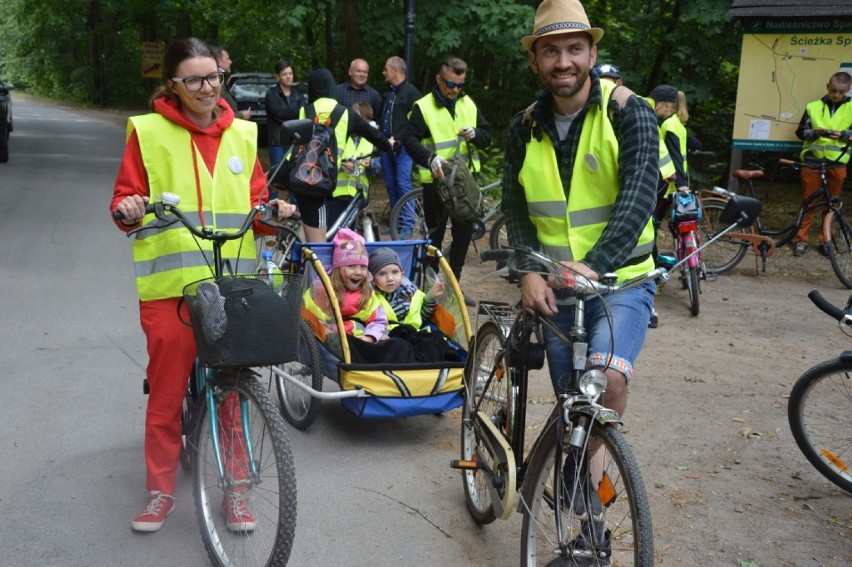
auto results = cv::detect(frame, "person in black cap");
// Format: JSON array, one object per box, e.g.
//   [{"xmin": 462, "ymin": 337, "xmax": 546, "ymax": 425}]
[{"xmin": 295, "ymin": 68, "xmax": 394, "ymax": 242}]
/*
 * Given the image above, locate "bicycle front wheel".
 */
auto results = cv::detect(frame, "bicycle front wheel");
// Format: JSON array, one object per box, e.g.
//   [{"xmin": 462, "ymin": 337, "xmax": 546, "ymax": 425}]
[
  {"xmin": 825, "ymin": 212, "xmax": 852, "ymax": 289},
  {"xmin": 191, "ymin": 370, "xmax": 297, "ymax": 567},
  {"xmin": 520, "ymin": 419, "xmax": 654, "ymax": 566},
  {"xmin": 699, "ymin": 199, "xmax": 749, "ymax": 275},
  {"xmin": 274, "ymin": 320, "xmax": 323, "ymax": 430},
  {"xmin": 461, "ymin": 322, "xmax": 509, "ymax": 525},
  {"xmin": 788, "ymin": 357, "xmax": 852, "ymax": 493}
]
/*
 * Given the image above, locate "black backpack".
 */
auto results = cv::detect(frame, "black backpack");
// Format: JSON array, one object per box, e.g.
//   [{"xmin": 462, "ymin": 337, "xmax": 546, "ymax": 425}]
[
  {"xmin": 287, "ymin": 104, "xmax": 346, "ymax": 197},
  {"xmin": 434, "ymin": 144, "xmax": 481, "ymax": 222}
]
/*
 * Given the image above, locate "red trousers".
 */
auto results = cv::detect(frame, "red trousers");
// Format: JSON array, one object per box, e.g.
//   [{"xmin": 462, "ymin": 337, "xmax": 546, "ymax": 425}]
[
  {"xmin": 794, "ymin": 166, "xmax": 847, "ymax": 245},
  {"xmin": 139, "ymin": 298, "xmax": 249, "ymax": 494},
  {"xmin": 139, "ymin": 298, "xmax": 196, "ymax": 495}
]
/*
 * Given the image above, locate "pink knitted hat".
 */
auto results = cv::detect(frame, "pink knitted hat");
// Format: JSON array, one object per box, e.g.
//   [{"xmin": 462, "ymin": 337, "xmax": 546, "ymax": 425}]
[{"xmin": 331, "ymin": 228, "xmax": 368, "ymax": 269}]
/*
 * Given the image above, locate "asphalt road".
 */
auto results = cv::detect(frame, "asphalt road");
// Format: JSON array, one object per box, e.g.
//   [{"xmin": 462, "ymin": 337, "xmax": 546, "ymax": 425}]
[{"xmin": 0, "ymin": 98, "xmax": 521, "ymax": 566}]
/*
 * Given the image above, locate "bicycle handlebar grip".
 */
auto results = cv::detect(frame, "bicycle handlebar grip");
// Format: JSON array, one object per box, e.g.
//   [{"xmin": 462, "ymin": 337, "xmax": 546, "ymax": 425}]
[
  {"xmin": 480, "ymin": 248, "xmax": 511, "ymax": 262},
  {"xmin": 778, "ymin": 158, "xmax": 795, "ymax": 167},
  {"xmin": 807, "ymin": 289, "xmax": 845, "ymax": 321},
  {"xmin": 112, "ymin": 203, "xmax": 157, "ymax": 220}
]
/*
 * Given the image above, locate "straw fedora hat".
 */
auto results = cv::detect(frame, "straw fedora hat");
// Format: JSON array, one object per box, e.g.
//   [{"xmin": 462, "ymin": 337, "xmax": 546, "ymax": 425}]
[{"xmin": 521, "ymin": 0, "xmax": 604, "ymax": 50}]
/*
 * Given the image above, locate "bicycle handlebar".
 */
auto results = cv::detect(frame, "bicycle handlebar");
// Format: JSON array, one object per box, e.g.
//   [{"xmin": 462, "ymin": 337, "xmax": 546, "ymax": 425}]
[
  {"xmin": 807, "ymin": 290, "xmax": 850, "ymax": 323},
  {"xmin": 115, "ymin": 196, "xmax": 296, "ymax": 241},
  {"xmin": 481, "ymin": 246, "xmax": 665, "ymax": 296}
]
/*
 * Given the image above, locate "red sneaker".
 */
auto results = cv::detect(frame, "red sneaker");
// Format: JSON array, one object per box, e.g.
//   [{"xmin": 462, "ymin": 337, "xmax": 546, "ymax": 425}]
[
  {"xmin": 131, "ymin": 492, "xmax": 175, "ymax": 532},
  {"xmin": 221, "ymin": 491, "xmax": 256, "ymax": 532}
]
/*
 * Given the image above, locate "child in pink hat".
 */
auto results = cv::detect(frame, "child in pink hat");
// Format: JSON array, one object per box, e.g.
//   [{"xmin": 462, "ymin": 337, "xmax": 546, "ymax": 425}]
[{"xmin": 309, "ymin": 229, "xmax": 415, "ymax": 364}]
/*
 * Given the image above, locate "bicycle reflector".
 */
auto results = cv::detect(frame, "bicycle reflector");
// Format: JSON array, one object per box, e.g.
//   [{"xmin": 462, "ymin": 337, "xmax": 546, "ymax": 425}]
[
  {"xmin": 579, "ymin": 369, "xmax": 607, "ymax": 396},
  {"xmin": 677, "ymin": 220, "xmax": 698, "ymax": 234}
]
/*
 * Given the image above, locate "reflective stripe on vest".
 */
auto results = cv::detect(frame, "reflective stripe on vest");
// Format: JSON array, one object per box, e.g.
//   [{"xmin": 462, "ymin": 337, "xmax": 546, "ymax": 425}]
[
  {"xmin": 129, "ymin": 114, "xmax": 258, "ymax": 300},
  {"xmin": 660, "ymin": 113, "xmax": 688, "ymax": 197},
  {"xmin": 334, "ymin": 136, "xmax": 374, "ymax": 199},
  {"xmin": 800, "ymin": 99, "xmax": 852, "ymax": 164},
  {"xmin": 413, "ymin": 94, "xmax": 481, "ymax": 184},
  {"xmin": 518, "ymin": 81, "xmax": 656, "ymax": 282},
  {"xmin": 299, "ymin": 98, "xmax": 350, "ymax": 160}
]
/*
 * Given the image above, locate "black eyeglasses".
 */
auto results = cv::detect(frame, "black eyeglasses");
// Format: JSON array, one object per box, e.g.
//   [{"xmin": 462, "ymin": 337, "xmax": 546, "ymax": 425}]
[
  {"xmin": 441, "ymin": 77, "xmax": 465, "ymax": 89},
  {"xmin": 171, "ymin": 71, "xmax": 225, "ymax": 92}
]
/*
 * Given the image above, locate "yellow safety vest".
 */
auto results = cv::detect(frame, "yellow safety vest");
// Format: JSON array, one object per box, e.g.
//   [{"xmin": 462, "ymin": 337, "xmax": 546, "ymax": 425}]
[
  {"xmin": 302, "ymin": 287, "xmax": 382, "ymax": 338},
  {"xmin": 518, "ymin": 81, "xmax": 656, "ymax": 282},
  {"xmin": 129, "ymin": 114, "xmax": 259, "ymax": 301},
  {"xmin": 413, "ymin": 94, "xmax": 481, "ymax": 184},
  {"xmin": 334, "ymin": 136, "xmax": 374, "ymax": 199},
  {"xmin": 659, "ymin": 113, "xmax": 688, "ymax": 197},
  {"xmin": 801, "ymin": 99, "xmax": 852, "ymax": 164},
  {"xmin": 375, "ymin": 289, "xmax": 427, "ymax": 331}
]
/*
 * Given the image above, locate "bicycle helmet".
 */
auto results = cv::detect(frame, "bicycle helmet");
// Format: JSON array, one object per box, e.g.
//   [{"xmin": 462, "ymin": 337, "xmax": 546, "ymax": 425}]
[{"xmin": 594, "ymin": 63, "xmax": 622, "ymax": 81}]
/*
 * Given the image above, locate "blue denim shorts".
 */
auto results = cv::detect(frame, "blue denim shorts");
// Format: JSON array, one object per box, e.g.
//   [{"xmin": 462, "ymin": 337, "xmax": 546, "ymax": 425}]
[{"xmin": 542, "ymin": 281, "xmax": 655, "ymax": 393}]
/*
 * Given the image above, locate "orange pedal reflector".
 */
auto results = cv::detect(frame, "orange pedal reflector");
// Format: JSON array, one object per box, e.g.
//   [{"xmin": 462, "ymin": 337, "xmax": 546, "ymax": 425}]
[{"xmin": 450, "ymin": 459, "xmax": 481, "ymax": 470}]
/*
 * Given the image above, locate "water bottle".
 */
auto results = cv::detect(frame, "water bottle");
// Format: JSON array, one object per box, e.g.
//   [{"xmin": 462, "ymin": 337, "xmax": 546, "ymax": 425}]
[{"xmin": 257, "ymin": 250, "xmax": 283, "ymax": 294}]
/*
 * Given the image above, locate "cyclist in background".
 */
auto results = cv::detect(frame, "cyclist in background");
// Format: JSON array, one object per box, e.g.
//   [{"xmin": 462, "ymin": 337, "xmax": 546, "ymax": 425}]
[
  {"xmin": 110, "ymin": 37, "xmax": 295, "ymax": 533},
  {"xmin": 791, "ymin": 71, "xmax": 852, "ymax": 257},
  {"xmin": 503, "ymin": 0, "xmax": 659, "ymax": 418}
]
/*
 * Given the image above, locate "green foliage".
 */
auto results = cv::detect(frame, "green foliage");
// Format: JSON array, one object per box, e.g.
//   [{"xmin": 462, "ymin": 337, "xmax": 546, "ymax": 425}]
[{"xmin": 0, "ymin": 0, "xmax": 745, "ymax": 161}]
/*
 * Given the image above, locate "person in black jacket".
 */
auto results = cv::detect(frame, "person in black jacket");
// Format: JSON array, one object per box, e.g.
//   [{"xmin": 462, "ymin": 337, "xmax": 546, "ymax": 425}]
[
  {"xmin": 265, "ymin": 59, "xmax": 306, "ymax": 168},
  {"xmin": 295, "ymin": 68, "xmax": 394, "ymax": 243},
  {"xmin": 379, "ymin": 56, "xmax": 421, "ymax": 235}
]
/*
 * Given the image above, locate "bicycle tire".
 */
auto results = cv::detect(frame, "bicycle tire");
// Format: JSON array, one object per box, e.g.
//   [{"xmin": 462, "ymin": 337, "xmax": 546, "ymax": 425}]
[
  {"xmin": 520, "ymin": 418, "xmax": 654, "ymax": 566},
  {"xmin": 488, "ymin": 212, "xmax": 508, "ymax": 251},
  {"xmin": 686, "ymin": 265, "xmax": 700, "ymax": 316},
  {"xmin": 180, "ymin": 363, "xmax": 204, "ymax": 472},
  {"xmin": 825, "ymin": 212, "xmax": 852, "ymax": 289},
  {"xmin": 389, "ymin": 187, "xmax": 428, "ymax": 240},
  {"xmin": 460, "ymin": 322, "xmax": 509, "ymax": 525},
  {"xmin": 191, "ymin": 370, "xmax": 297, "ymax": 567},
  {"xmin": 788, "ymin": 357, "xmax": 852, "ymax": 493},
  {"xmin": 699, "ymin": 199, "xmax": 749, "ymax": 275},
  {"xmin": 274, "ymin": 320, "xmax": 323, "ymax": 430}
]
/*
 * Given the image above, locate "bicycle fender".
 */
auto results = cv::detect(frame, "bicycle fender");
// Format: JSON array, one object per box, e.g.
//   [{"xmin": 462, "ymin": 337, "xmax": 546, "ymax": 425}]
[{"xmin": 569, "ymin": 404, "xmax": 623, "ymax": 427}]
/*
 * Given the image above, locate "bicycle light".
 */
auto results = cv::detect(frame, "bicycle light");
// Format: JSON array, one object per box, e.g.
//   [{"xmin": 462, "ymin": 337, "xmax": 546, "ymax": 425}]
[{"xmin": 579, "ymin": 369, "xmax": 607, "ymax": 396}]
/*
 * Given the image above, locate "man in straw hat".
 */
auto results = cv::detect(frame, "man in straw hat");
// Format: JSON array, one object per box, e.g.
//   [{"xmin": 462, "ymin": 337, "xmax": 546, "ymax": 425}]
[{"xmin": 501, "ymin": 0, "xmax": 659, "ymax": 458}]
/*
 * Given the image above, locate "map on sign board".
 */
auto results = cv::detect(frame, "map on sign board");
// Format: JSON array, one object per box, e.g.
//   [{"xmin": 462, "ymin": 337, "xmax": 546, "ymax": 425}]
[{"xmin": 732, "ymin": 17, "xmax": 852, "ymax": 153}]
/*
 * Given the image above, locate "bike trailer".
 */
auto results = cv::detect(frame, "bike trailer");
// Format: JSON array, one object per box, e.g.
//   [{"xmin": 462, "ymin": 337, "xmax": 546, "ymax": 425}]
[{"xmin": 298, "ymin": 240, "xmax": 472, "ymax": 418}]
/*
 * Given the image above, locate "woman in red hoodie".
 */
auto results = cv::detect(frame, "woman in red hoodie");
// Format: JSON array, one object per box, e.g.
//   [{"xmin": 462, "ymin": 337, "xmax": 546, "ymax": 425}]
[{"xmin": 110, "ymin": 37, "xmax": 295, "ymax": 533}]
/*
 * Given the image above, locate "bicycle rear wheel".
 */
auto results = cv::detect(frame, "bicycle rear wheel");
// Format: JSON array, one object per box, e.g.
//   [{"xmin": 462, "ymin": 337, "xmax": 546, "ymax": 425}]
[
  {"xmin": 686, "ymin": 265, "xmax": 700, "ymax": 316},
  {"xmin": 274, "ymin": 320, "xmax": 323, "ymax": 430},
  {"xmin": 699, "ymin": 199, "xmax": 749, "ymax": 274},
  {"xmin": 191, "ymin": 370, "xmax": 297, "ymax": 567},
  {"xmin": 389, "ymin": 187, "xmax": 427, "ymax": 240},
  {"xmin": 788, "ymin": 357, "xmax": 852, "ymax": 493},
  {"xmin": 825, "ymin": 212, "xmax": 852, "ymax": 289},
  {"xmin": 460, "ymin": 322, "xmax": 509, "ymax": 525},
  {"xmin": 520, "ymin": 419, "xmax": 654, "ymax": 566}
]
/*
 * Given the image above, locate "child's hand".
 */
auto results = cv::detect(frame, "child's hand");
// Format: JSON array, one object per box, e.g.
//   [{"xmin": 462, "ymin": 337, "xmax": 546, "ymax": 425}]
[
  {"xmin": 359, "ymin": 335, "xmax": 377, "ymax": 343},
  {"xmin": 427, "ymin": 279, "xmax": 446, "ymax": 299}
]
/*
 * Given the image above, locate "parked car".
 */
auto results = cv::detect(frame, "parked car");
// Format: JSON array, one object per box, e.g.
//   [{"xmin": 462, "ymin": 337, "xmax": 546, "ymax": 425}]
[
  {"xmin": 226, "ymin": 72, "xmax": 277, "ymax": 147},
  {"xmin": 0, "ymin": 80, "xmax": 13, "ymax": 163}
]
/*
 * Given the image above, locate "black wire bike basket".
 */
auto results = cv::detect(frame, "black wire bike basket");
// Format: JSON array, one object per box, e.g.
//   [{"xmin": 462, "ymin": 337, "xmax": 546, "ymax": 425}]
[{"xmin": 183, "ymin": 273, "xmax": 302, "ymax": 368}]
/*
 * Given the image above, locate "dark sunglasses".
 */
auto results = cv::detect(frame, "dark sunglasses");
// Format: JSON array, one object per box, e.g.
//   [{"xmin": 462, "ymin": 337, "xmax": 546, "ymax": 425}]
[{"xmin": 442, "ymin": 77, "xmax": 465, "ymax": 89}]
